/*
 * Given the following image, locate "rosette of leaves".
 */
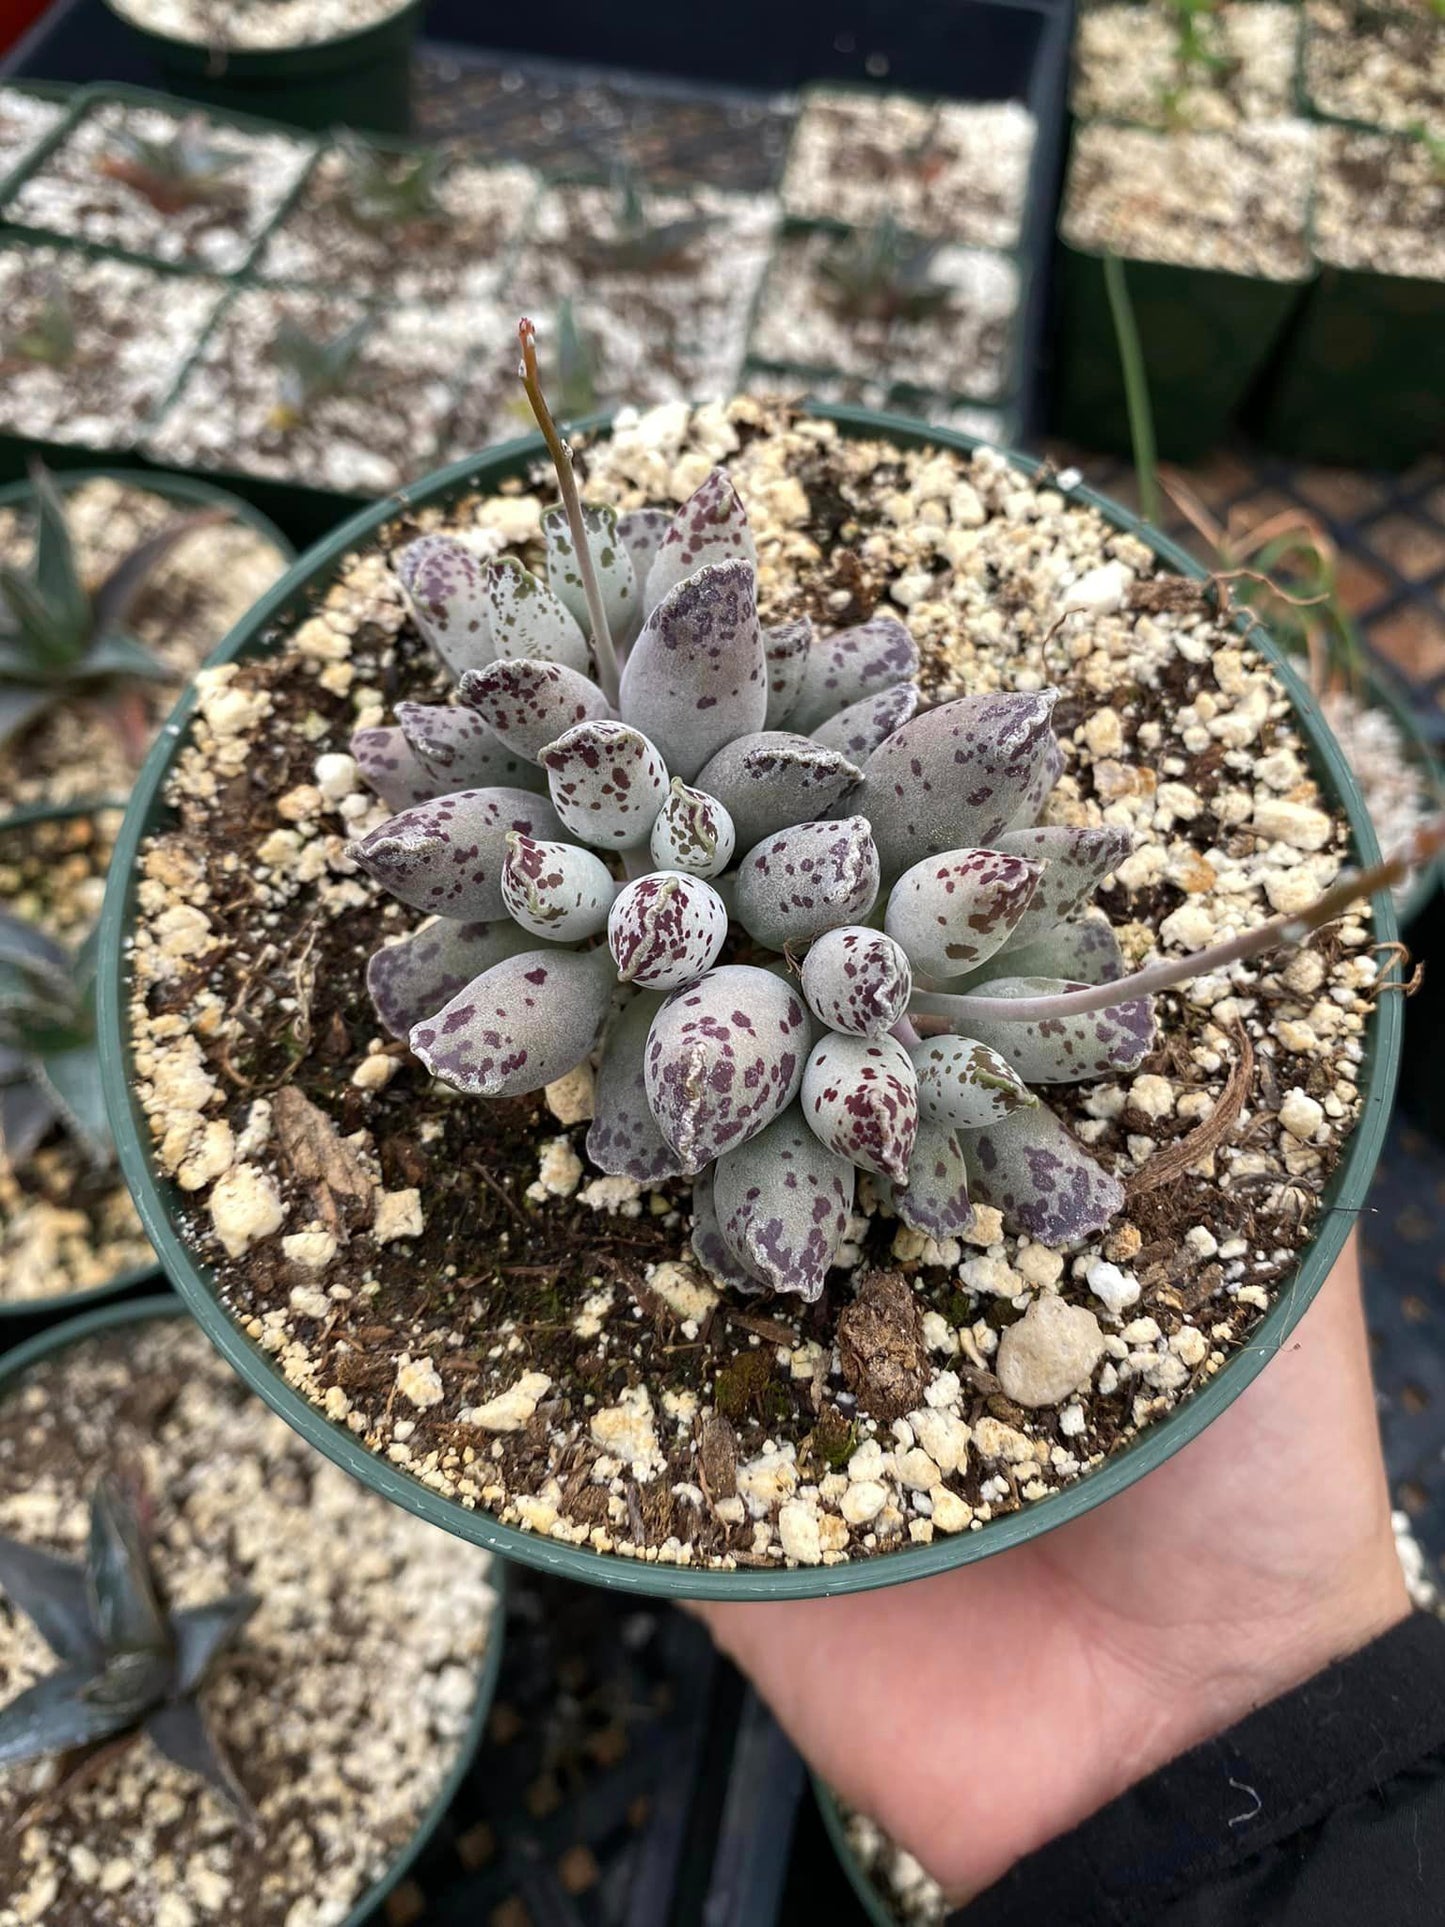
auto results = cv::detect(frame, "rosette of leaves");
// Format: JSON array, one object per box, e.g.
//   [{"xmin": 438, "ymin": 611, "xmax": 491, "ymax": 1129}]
[
  {"xmin": 336, "ymin": 132, "xmax": 449, "ymax": 231},
  {"xmin": 818, "ymin": 214, "xmax": 954, "ymax": 327},
  {"xmin": 1, "ymin": 461, "xmax": 223, "ymax": 748},
  {"xmin": 0, "ymin": 909, "xmax": 111, "ymax": 1170},
  {"xmin": 0, "ymin": 1473, "xmax": 256, "ymax": 1819},
  {"xmin": 347, "ymin": 327, "xmax": 1426, "ymax": 1303},
  {"xmin": 97, "ymin": 112, "xmax": 244, "ymax": 215}
]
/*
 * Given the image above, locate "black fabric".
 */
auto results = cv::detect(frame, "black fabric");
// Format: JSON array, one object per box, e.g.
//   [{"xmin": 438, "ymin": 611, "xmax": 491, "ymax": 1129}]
[{"xmin": 954, "ymin": 1611, "xmax": 1445, "ymax": 1927}]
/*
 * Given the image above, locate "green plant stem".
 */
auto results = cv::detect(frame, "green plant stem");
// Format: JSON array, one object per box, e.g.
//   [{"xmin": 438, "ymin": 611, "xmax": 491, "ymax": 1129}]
[{"xmin": 1103, "ymin": 252, "xmax": 1161, "ymax": 529}]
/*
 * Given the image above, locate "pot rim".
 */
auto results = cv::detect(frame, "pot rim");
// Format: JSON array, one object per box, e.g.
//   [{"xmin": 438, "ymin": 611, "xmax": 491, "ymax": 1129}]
[
  {"xmin": 95, "ymin": 405, "xmax": 1404, "ymax": 1599},
  {"xmin": 0, "ymin": 1291, "xmax": 507, "ymax": 1927}
]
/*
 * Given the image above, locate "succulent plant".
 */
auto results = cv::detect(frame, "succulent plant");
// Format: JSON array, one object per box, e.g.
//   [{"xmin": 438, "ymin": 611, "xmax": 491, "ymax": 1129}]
[
  {"xmin": 348, "ymin": 327, "xmax": 1430, "ymax": 1301},
  {"xmin": 336, "ymin": 132, "xmax": 449, "ymax": 231},
  {"xmin": 97, "ymin": 112, "xmax": 244, "ymax": 215},
  {"xmin": 267, "ymin": 315, "xmax": 370, "ymax": 432},
  {"xmin": 818, "ymin": 215, "xmax": 953, "ymax": 327},
  {"xmin": 575, "ymin": 170, "xmax": 715, "ymax": 274},
  {"xmin": 0, "ymin": 908, "xmax": 111, "ymax": 1171},
  {"xmin": 7, "ymin": 273, "xmax": 76, "ymax": 369},
  {"xmin": 0, "ymin": 1473, "xmax": 256, "ymax": 1819},
  {"xmin": 0, "ymin": 462, "xmax": 222, "ymax": 748}
]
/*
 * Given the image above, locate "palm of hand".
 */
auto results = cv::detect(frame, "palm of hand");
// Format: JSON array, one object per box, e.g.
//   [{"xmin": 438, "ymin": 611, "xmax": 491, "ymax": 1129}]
[{"xmin": 695, "ymin": 1239, "xmax": 1408, "ymax": 1903}]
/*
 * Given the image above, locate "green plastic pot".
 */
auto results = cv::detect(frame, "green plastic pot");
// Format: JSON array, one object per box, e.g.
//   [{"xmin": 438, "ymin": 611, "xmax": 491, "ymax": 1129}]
[
  {"xmin": 1051, "ymin": 239, "xmax": 1313, "ymax": 462},
  {"xmin": 96, "ymin": 407, "xmax": 1403, "ymax": 1600},
  {"xmin": 0, "ymin": 1293, "xmax": 508, "ymax": 1927},
  {"xmin": 816, "ymin": 1779, "xmax": 897, "ymax": 1927},
  {"xmin": 100, "ymin": 0, "xmax": 424, "ymax": 135}
]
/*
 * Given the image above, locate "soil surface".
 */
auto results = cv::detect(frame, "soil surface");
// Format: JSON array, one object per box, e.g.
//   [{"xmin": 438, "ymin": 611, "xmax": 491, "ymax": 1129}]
[
  {"xmin": 108, "ymin": 0, "xmax": 411, "ymax": 50},
  {"xmin": 1312, "ymin": 127, "xmax": 1445, "ymax": 281},
  {"xmin": 122, "ymin": 401, "xmax": 1379, "ymax": 1576},
  {"xmin": 1072, "ymin": 3, "xmax": 1300, "ymax": 130},
  {"xmin": 0, "ymin": 86, "xmax": 67, "ymax": 188},
  {"xmin": 0, "ymin": 809, "xmax": 152, "ymax": 1305},
  {"xmin": 1304, "ymin": 0, "xmax": 1445, "ymax": 137},
  {"xmin": 0, "ymin": 1316, "xmax": 497, "ymax": 1926},
  {"xmin": 0, "ymin": 477, "xmax": 289, "ymax": 813}
]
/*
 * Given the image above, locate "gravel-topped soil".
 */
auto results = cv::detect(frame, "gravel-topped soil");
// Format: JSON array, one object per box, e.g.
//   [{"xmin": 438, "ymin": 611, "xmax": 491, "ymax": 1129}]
[
  {"xmin": 0, "ymin": 1316, "xmax": 497, "ymax": 1926},
  {"xmin": 738, "ymin": 370, "xmax": 1010, "ymax": 448},
  {"xmin": 1304, "ymin": 0, "xmax": 1445, "ymax": 138},
  {"xmin": 1312, "ymin": 127, "xmax": 1445, "ymax": 280},
  {"xmin": 1321, "ymin": 682, "xmax": 1440, "ymax": 907},
  {"xmin": 107, "ymin": 0, "xmax": 411, "ymax": 49},
  {"xmin": 1072, "ymin": 2, "xmax": 1301, "ymax": 129},
  {"xmin": 782, "ymin": 92, "xmax": 1035, "ymax": 251},
  {"xmin": 0, "ymin": 477, "xmax": 289, "ymax": 814},
  {"xmin": 121, "ymin": 400, "xmax": 1378, "ymax": 1577},
  {"xmin": 145, "ymin": 286, "xmax": 488, "ymax": 495},
  {"xmin": 0, "ymin": 808, "xmax": 153, "ymax": 1305},
  {"xmin": 254, "ymin": 144, "xmax": 536, "ymax": 302},
  {"xmin": 3, "ymin": 98, "xmax": 312, "ymax": 275},
  {"xmin": 0, "ymin": 86, "xmax": 67, "ymax": 189},
  {"xmin": 748, "ymin": 228, "xmax": 1019, "ymax": 402},
  {"xmin": 0, "ymin": 243, "xmax": 224, "ymax": 452},
  {"xmin": 1062, "ymin": 121, "xmax": 1316, "ymax": 278}
]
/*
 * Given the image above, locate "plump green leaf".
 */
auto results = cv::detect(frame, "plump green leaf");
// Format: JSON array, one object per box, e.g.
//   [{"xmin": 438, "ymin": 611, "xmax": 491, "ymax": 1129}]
[
  {"xmin": 884, "ymin": 847, "xmax": 1042, "ymax": 980},
  {"xmin": 539, "ymin": 720, "xmax": 669, "ymax": 850},
  {"xmin": 394, "ymin": 534, "xmax": 496, "ymax": 679},
  {"xmin": 543, "ymin": 503, "xmax": 638, "ymax": 646},
  {"xmin": 366, "ymin": 917, "xmax": 536, "ymax": 1039},
  {"xmin": 734, "ymin": 818, "xmax": 880, "ymax": 951},
  {"xmin": 588, "ymin": 991, "xmax": 688, "ymax": 1185},
  {"xmin": 410, "ymin": 945, "xmax": 615, "ymax": 1098},
  {"xmin": 643, "ymin": 469, "xmax": 758, "ymax": 617},
  {"xmin": 87, "ymin": 1478, "xmax": 167, "ymax": 1657},
  {"xmin": 620, "ymin": 560, "xmax": 767, "ymax": 782},
  {"xmin": 801, "ymin": 1031, "xmax": 918, "ymax": 1185},
  {"xmin": 954, "ymin": 976, "xmax": 1155, "ymax": 1084},
  {"xmin": 800, "ymin": 926, "xmax": 912, "ymax": 1039},
  {"xmin": 502, "ymin": 833, "xmax": 617, "ymax": 942},
  {"xmin": 348, "ymin": 787, "xmax": 564, "ymax": 922},
  {"xmin": 608, "ymin": 871, "xmax": 728, "ymax": 991},
  {"xmin": 648, "ymin": 778, "xmax": 736, "ymax": 877},
  {"xmin": 172, "ymin": 1594, "xmax": 259, "ymax": 1695},
  {"xmin": 487, "ymin": 556, "xmax": 593, "ymax": 677},
  {"xmin": 710, "ymin": 1102, "xmax": 855, "ymax": 1300},
  {"xmin": 0, "ymin": 1534, "xmax": 99, "ymax": 1667},
  {"xmin": 961, "ymin": 1102, "xmax": 1124, "ymax": 1246},
  {"xmin": 459, "ymin": 657, "xmax": 611, "ymax": 763},
  {"xmin": 908, "ymin": 1033, "xmax": 1035, "ymax": 1128},
  {"xmin": 692, "ymin": 731, "xmax": 861, "ymax": 856}
]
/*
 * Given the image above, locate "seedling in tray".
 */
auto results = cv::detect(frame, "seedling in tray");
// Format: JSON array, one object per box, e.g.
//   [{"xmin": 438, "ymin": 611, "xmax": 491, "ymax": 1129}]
[
  {"xmin": 5, "ymin": 271, "xmax": 75, "ymax": 369},
  {"xmin": 336, "ymin": 129, "xmax": 448, "ymax": 230},
  {"xmin": 96, "ymin": 111, "xmax": 244, "ymax": 214},
  {"xmin": 267, "ymin": 314, "xmax": 370, "ymax": 432},
  {"xmin": 573, "ymin": 168, "xmax": 716, "ymax": 275},
  {"xmin": 817, "ymin": 215, "xmax": 955, "ymax": 326},
  {"xmin": 0, "ymin": 910, "xmax": 110, "ymax": 1172}
]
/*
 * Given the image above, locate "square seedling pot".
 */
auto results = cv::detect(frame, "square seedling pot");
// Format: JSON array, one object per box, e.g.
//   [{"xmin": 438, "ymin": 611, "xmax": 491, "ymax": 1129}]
[{"xmin": 0, "ymin": 77, "xmax": 80, "ymax": 201}]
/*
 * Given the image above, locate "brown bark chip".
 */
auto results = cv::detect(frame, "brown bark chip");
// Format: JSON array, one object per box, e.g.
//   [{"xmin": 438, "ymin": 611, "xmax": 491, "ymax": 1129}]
[
  {"xmin": 271, "ymin": 1084, "xmax": 376, "ymax": 1233},
  {"xmin": 837, "ymin": 1270, "xmax": 931, "ymax": 1424},
  {"xmin": 698, "ymin": 1412, "xmax": 739, "ymax": 1500}
]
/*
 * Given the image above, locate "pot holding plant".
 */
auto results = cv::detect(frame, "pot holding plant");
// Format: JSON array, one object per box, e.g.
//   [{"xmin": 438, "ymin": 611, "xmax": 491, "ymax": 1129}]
[
  {"xmin": 98, "ymin": 338, "xmax": 1409, "ymax": 1598},
  {"xmin": 0, "ymin": 1294, "xmax": 504, "ymax": 1925}
]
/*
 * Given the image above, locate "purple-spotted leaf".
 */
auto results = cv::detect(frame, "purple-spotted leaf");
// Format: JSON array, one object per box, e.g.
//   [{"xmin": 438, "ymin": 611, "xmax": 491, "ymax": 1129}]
[
  {"xmin": 351, "ymin": 724, "xmax": 447, "ymax": 811},
  {"xmin": 861, "ymin": 690, "xmax": 1062, "ymax": 878},
  {"xmin": 763, "ymin": 619, "xmax": 811, "ymax": 728},
  {"xmin": 608, "ymin": 872, "xmax": 728, "ymax": 991},
  {"xmin": 395, "ymin": 702, "xmax": 547, "ymax": 793},
  {"xmin": 884, "ymin": 847, "xmax": 1042, "ymax": 979},
  {"xmin": 973, "ymin": 911, "xmax": 1124, "ymax": 987},
  {"xmin": 501, "ymin": 833, "xmax": 617, "ymax": 941},
  {"xmin": 367, "ymin": 917, "xmax": 536, "ymax": 1039},
  {"xmin": 800, "ymin": 927, "xmax": 912, "ymax": 1039},
  {"xmin": 992, "ymin": 826, "xmax": 1133, "ymax": 952},
  {"xmin": 459, "ymin": 658, "xmax": 611, "ymax": 763},
  {"xmin": 587, "ymin": 992, "xmax": 688, "ymax": 1184},
  {"xmin": 539, "ymin": 719, "xmax": 669, "ymax": 849},
  {"xmin": 347, "ymin": 786, "xmax": 562, "ymax": 921},
  {"xmin": 1005, "ymin": 732, "xmax": 1063, "ymax": 831},
  {"xmin": 734, "ymin": 817, "xmax": 880, "ymax": 951},
  {"xmin": 486, "ymin": 556, "xmax": 592, "ymax": 676},
  {"xmin": 711, "ymin": 1103, "xmax": 855, "ymax": 1301},
  {"xmin": 644, "ymin": 964, "xmax": 809, "ymax": 1173},
  {"xmin": 961, "ymin": 976, "xmax": 1155, "ymax": 1084},
  {"xmin": 788, "ymin": 615, "xmax": 919, "ymax": 732},
  {"xmin": 908, "ymin": 1034, "xmax": 1036, "ymax": 1128},
  {"xmin": 394, "ymin": 533, "xmax": 494, "ymax": 677},
  {"xmin": 648, "ymin": 778, "xmax": 736, "ymax": 877},
  {"xmin": 619, "ymin": 559, "xmax": 767, "ymax": 781},
  {"xmin": 410, "ymin": 944, "xmax": 615, "ymax": 1097},
  {"xmin": 961, "ymin": 1102, "xmax": 1124, "ymax": 1245},
  {"xmin": 811, "ymin": 680, "xmax": 919, "ymax": 759},
  {"xmin": 643, "ymin": 467, "xmax": 758, "ymax": 615},
  {"xmin": 543, "ymin": 503, "xmax": 638, "ymax": 644},
  {"xmin": 886, "ymin": 1119, "xmax": 974, "ymax": 1241},
  {"xmin": 692, "ymin": 732, "xmax": 861, "ymax": 855},
  {"xmin": 617, "ymin": 506, "xmax": 672, "ymax": 597},
  {"xmin": 801, "ymin": 1031, "xmax": 918, "ymax": 1186},
  {"xmin": 691, "ymin": 1164, "xmax": 763, "ymax": 1294}
]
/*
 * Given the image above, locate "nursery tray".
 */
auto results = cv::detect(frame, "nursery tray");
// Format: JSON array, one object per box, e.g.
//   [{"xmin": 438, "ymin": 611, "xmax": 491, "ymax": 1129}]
[{"xmin": 0, "ymin": 76, "xmax": 82, "ymax": 202}]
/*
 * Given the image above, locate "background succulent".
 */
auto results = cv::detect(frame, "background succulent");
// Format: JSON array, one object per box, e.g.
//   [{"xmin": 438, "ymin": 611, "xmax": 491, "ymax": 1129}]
[
  {"xmin": 0, "ymin": 1473, "xmax": 256, "ymax": 1819},
  {"xmin": 336, "ymin": 132, "xmax": 449, "ymax": 231},
  {"xmin": 0, "ymin": 461, "xmax": 222, "ymax": 748},
  {"xmin": 267, "ymin": 316, "xmax": 370, "ymax": 432},
  {"xmin": 97, "ymin": 113, "xmax": 244, "ymax": 215},
  {"xmin": 0, "ymin": 908, "xmax": 111, "ymax": 1171}
]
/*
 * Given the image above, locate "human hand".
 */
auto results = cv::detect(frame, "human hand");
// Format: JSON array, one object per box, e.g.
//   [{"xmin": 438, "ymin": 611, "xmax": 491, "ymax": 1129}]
[{"xmin": 691, "ymin": 1235, "xmax": 1409, "ymax": 1905}]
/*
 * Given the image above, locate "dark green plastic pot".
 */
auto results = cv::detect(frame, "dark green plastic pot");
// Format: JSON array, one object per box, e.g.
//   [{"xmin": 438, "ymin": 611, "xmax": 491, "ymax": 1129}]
[
  {"xmin": 0, "ymin": 801, "xmax": 161, "ymax": 1343},
  {"xmin": 0, "ymin": 1293, "xmax": 507, "ymax": 1927},
  {"xmin": 100, "ymin": 0, "xmax": 424, "ymax": 135},
  {"xmin": 816, "ymin": 1780, "xmax": 898, "ymax": 1927},
  {"xmin": 1052, "ymin": 239, "xmax": 1313, "ymax": 462},
  {"xmin": 96, "ymin": 408, "xmax": 1402, "ymax": 1600}
]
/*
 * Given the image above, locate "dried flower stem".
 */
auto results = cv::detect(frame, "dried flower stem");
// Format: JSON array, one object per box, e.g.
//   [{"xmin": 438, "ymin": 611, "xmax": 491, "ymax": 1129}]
[
  {"xmin": 517, "ymin": 316, "xmax": 620, "ymax": 705},
  {"xmin": 910, "ymin": 816, "xmax": 1445, "ymax": 1029}
]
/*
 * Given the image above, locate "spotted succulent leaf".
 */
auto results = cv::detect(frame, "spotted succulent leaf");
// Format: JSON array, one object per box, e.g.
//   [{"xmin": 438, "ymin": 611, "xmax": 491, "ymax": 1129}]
[
  {"xmin": 393, "ymin": 534, "xmax": 494, "ymax": 678},
  {"xmin": 908, "ymin": 1034, "xmax": 1036, "ymax": 1128},
  {"xmin": 991, "ymin": 826, "xmax": 1133, "ymax": 954},
  {"xmin": 543, "ymin": 502, "xmax": 637, "ymax": 645},
  {"xmin": 711, "ymin": 1103, "xmax": 855, "ymax": 1301},
  {"xmin": 1005, "ymin": 733, "xmax": 1063, "ymax": 833},
  {"xmin": 788, "ymin": 615, "xmax": 918, "ymax": 733},
  {"xmin": 973, "ymin": 912, "xmax": 1124, "ymax": 987},
  {"xmin": 800, "ymin": 926, "xmax": 912, "ymax": 1038},
  {"xmin": 690, "ymin": 1163, "xmax": 763, "ymax": 1293},
  {"xmin": 962, "ymin": 1102, "xmax": 1125, "ymax": 1246},
  {"xmin": 762, "ymin": 618, "xmax": 811, "ymax": 728},
  {"xmin": 395, "ymin": 702, "xmax": 547, "ymax": 793},
  {"xmin": 619, "ymin": 559, "xmax": 767, "ymax": 781},
  {"xmin": 644, "ymin": 964, "xmax": 808, "ymax": 1173},
  {"xmin": 487, "ymin": 556, "xmax": 593, "ymax": 676},
  {"xmin": 608, "ymin": 872, "xmax": 728, "ymax": 990},
  {"xmin": 961, "ymin": 976, "xmax": 1155, "ymax": 1083},
  {"xmin": 410, "ymin": 944, "xmax": 615, "ymax": 1097},
  {"xmin": 616, "ymin": 506, "xmax": 672, "ymax": 594},
  {"xmin": 801, "ymin": 1030, "xmax": 918, "ymax": 1185},
  {"xmin": 648, "ymin": 777, "xmax": 736, "ymax": 876},
  {"xmin": 367, "ymin": 917, "xmax": 537, "ymax": 1039},
  {"xmin": 811, "ymin": 680, "xmax": 919, "ymax": 759},
  {"xmin": 884, "ymin": 848, "xmax": 1042, "ymax": 980},
  {"xmin": 861, "ymin": 690, "xmax": 1061, "ymax": 879},
  {"xmin": 587, "ymin": 992, "xmax": 687, "ymax": 1184},
  {"xmin": 351, "ymin": 724, "xmax": 444, "ymax": 811},
  {"xmin": 539, "ymin": 719, "xmax": 669, "ymax": 848},
  {"xmin": 460, "ymin": 658, "xmax": 611, "ymax": 763},
  {"xmin": 692, "ymin": 732, "xmax": 861, "ymax": 855},
  {"xmin": 502, "ymin": 833, "xmax": 617, "ymax": 941},
  {"xmin": 734, "ymin": 817, "xmax": 880, "ymax": 951},
  {"xmin": 886, "ymin": 1119, "xmax": 974, "ymax": 1240},
  {"xmin": 643, "ymin": 468, "xmax": 757, "ymax": 616},
  {"xmin": 347, "ymin": 786, "xmax": 563, "ymax": 921}
]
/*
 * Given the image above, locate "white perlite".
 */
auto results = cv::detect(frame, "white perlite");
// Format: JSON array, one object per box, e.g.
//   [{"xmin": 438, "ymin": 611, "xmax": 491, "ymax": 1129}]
[
  {"xmin": 996, "ymin": 1295, "xmax": 1107, "ymax": 1408},
  {"xmin": 1320, "ymin": 686, "xmax": 1438, "ymax": 904},
  {"xmin": 109, "ymin": 0, "xmax": 411, "ymax": 49}
]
